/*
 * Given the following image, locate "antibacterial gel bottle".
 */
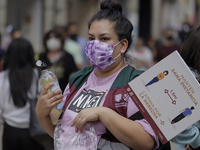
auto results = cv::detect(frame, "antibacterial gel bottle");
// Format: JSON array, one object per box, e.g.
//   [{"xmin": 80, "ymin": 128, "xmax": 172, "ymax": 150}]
[{"xmin": 36, "ymin": 60, "xmax": 64, "ymax": 124}]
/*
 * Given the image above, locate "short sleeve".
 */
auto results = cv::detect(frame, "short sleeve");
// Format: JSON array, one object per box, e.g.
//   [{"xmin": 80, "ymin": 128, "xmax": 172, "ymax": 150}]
[
  {"xmin": 135, "ymin": 119, "xmax": 159, "ymax": 149},
  {"xmin": 127, "ymin": 97, "xmax": 159, "ymax": 149}
]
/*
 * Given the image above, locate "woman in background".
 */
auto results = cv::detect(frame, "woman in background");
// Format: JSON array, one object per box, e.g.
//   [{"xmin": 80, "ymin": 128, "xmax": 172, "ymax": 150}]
[
  {"xmin": 131, "ymin": 37, "xmax": 154, "ymax": 71},
  {"xmin": 39, "ymin": 27, "xmax": 78, "ymax": 91},
  {"xmin": 0, "ymin": 38, "xmax": 44, "ymax": 150}
]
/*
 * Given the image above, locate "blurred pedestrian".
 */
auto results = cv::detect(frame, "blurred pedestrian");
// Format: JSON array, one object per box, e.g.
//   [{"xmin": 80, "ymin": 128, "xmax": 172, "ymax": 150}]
[
  {"xmin": 64, "ymin": 22, "xmax": 89, "ymax": 69},
  {"xmin": 64, "ymin": 33, "xmax": 83, "ymax": 70},
  {"xmin": 146, "ymin": 36, "xmax": 157, "ymax": 62},
  {"xmin": 155, "ymin": 27, "xmax": 181, "ymax": 62},
  {"xmin": 0, "ymin": 38, "xmax": 44, "ymax": 150},
  {"xmin": 1, "ymin": 25, "xmax": 22, "ymax": 51},
  {"xmin": 39, "ymin": 27, "xmax": 78, "ymax": 91},
  {"xmin": 1, "ymin": 25, "xmax": 13, "ymax": 51},
  {"xmin": 130, "ymin": 37, "xmax": 154, "ymax": 70},
  {"xmin": 178, "ymin": 22, "xmax": 192, "ymax": 44},
  {"xmin": 10, "ymin": 28, "xmax": 23, "ymax": 39}
]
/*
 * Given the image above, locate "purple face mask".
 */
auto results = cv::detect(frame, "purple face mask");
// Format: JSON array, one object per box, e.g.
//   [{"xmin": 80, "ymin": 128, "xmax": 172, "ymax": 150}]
[{"xmin": 85, "ymin": 40, "xmax": 122, "ymax": 70}]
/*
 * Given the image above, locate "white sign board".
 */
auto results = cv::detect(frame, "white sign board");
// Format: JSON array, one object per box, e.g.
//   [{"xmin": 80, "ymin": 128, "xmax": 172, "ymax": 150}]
[{"xmin": 124, "ymin": 51, "xmax": 200, "ymax": 143}]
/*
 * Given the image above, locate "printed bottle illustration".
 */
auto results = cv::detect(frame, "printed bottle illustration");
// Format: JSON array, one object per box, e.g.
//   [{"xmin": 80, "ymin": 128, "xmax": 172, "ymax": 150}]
[
  {"xmin": 171, "ymin": 106, "xmax": 194, "ymax": 124},
  {"xmin": 36, "ymin": 60, "xmax": 64, "ymax": 124},
  {"xmin": 145, "ymin": 70, "xmax": 169, "ymax": 87}
]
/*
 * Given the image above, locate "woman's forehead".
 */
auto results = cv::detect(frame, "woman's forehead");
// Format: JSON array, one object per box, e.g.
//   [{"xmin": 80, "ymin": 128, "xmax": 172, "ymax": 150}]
[{"xmin": 89, "ymin": 20, "xmax": 115, "ymax": 35}]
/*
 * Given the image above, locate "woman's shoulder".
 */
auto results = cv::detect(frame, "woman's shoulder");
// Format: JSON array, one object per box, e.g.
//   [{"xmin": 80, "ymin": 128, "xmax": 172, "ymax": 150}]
[
  {"xmin": 0, "ymin": 70, "xmax": 8, "ymax": 78},
  {"xmin": 69, "ymin": 66, "xmax": 94, "ymax": 86},
  {"xmin": 0, "ymin": 70, "xmax": 9, "ymax": 88},
  {"xmin": 62, "ymin": 51, "xmax": 75, "ymax": 60},
  {"xmin": 33, "ymin": 68, "xmax": 40, "ymax": 76},
  {"xmin": 39, "ymin": 52, "xmax": 47, "ymax": 58},
  {"xmin": 71, "ymin": 66, "xmax": 94, "ymax": 78}
]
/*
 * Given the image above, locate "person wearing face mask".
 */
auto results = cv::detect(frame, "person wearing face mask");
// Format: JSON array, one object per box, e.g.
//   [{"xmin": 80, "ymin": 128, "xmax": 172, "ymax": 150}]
[
  {"xmin": 64, "ymin": 22, "xmax": 89, "ymax": 69},
  {"xmin": 39, "ymin": 27, "xmax": 78, "ymax": 91},
  {"xmin": 155, "ymin": 27, "xmax": 181, "ymax": 63},
  {"xmin": 35, "ymin": 1, "xmax": 166, "ymax": 150}
]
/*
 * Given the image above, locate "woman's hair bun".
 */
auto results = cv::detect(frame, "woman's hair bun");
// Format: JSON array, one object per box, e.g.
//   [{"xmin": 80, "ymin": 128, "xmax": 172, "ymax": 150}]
[{"xmin": 100, "ymin": 0, "xmax": 122, "ymax": 13}]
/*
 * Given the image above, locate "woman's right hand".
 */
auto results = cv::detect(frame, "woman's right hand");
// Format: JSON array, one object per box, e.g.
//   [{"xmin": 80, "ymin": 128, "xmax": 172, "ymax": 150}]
[{"xmin": 36, "ymin": 82, "xmax": 63, "ymax": 119}]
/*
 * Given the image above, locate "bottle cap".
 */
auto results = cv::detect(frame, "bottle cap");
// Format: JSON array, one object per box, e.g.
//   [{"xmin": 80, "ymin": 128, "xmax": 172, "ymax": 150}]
[{"xmin": 36, "ymin": 60, "xmax": 48, "ymax": 70}]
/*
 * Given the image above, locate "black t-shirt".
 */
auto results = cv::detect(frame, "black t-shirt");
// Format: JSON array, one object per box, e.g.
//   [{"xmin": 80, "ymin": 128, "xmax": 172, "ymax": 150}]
[{"xmin": 39, "ymin": 51, "xmax": 78, "ymax": 91}]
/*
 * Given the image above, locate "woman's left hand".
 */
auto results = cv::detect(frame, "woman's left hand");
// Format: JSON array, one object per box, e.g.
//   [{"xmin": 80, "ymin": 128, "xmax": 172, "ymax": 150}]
[{"xmin": 71, "ymin": 107, "xmax": 102, "ymax": 133}]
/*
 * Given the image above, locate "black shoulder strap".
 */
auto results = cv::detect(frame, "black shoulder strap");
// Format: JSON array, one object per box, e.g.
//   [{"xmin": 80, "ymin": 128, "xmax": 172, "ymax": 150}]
[{"xmin": 128, "ymin": 111, "xmax": 144, "ymax": 120}]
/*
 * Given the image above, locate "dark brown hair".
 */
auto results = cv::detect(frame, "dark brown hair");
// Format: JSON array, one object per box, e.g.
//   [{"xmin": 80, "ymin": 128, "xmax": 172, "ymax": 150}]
[
  {"xmin": 181, "ymin": 26, "xmax": 200, "ymax": 74},
  {"xmin": 88, "ymin": 0, "xmax": 133, "ymax": 51},
  {"xmin": 3, "ymin": 38, "xmax": 36, "ymax": 107}
]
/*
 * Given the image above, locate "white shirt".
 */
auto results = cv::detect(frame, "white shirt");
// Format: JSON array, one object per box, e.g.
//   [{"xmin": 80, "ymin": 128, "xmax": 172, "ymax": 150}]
[{"xmin": 0, "ymin": 69, "xmax": 40, "ymax": 128}]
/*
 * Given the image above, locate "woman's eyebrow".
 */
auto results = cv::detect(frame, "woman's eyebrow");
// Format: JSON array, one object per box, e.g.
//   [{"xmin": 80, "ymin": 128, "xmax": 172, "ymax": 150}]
[
  {"xmin": 88, "ymin": 33, "xmax": 94, "ymax": 36},
  {"xmin": 88, "ymin": 33, "xmax": 111, "ymax": 36},
  {"xmin": 99, "ymin": 33, "xmax": 110, "ymax": 36}
]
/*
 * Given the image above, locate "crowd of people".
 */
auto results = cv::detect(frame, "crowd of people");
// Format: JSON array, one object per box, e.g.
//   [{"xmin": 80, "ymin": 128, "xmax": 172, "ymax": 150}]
[{"xmin": 0, "ymin": 0, "xmax": 199, "ymax": 150}]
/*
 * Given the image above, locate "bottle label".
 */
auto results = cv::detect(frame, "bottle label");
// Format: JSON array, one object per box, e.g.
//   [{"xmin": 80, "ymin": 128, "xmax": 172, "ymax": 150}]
[
  {"xmin": 50, "ymin": 80, "xmax": 64, "ymax": 110},
  {"xmin": 50, "ymin": 80, "xmax": 60, "ymax": 91},
  {"xmin": 57, "ymin": 100, "xmax": 64, "ymax": 110}
]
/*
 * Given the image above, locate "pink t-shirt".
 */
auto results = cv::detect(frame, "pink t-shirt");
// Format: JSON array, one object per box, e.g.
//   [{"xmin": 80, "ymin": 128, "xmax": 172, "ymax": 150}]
[
  {"xmin": 62, "ymin": 68, "xmax": 122, "ymax": 141},
  {"xmin": 56, "ymin": 67, "xmax": 159, "ymax": 149}
]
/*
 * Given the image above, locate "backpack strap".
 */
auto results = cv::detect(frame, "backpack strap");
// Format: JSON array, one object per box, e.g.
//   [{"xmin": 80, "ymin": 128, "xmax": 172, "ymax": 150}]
[{"xmin": 129, "ymin": 111, "xmax": 144, "ymax": 121}]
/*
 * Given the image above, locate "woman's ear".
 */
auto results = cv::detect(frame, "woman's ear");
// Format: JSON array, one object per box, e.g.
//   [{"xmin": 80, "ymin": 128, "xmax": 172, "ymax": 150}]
[{"xmin": 120, "ymin": 39, "xmax": 128, "ymax": 54}]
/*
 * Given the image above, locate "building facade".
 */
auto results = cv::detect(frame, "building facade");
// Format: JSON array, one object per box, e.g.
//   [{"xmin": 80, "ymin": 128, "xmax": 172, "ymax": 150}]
[{"xmin": 0, "ymin": 0, "xmax": 199, "ymax": 53}]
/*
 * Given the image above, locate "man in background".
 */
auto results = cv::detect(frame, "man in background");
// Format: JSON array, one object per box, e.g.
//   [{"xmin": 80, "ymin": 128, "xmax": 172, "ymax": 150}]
[
  {"xmin": 155, "ymin": 27, "xmax": 181, "ymax": 62},
  {"xmin": 64, "ymin": 22, "xmax": 89, "ymax": 69}
]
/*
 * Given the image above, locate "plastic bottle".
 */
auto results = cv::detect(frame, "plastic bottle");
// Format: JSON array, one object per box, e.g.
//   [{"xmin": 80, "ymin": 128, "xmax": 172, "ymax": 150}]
[{"xmin": 36, "ymin": 60, "xmax": 64, "ymax": 124}]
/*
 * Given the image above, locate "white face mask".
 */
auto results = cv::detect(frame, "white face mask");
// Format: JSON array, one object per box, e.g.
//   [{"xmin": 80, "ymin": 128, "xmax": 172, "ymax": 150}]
[{"xmin": 46, "ymin": 37, "xmax": 61, "ymax": 51}]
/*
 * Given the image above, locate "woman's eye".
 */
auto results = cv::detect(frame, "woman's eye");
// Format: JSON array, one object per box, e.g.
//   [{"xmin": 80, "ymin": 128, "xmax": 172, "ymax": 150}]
[
  {"xmin": 88, "ymin": 37, "xmax": 94, "ymax": 41},
  {"xmin": 101, "ymin": 38, "xmax": 108, "ymax": 41}
]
